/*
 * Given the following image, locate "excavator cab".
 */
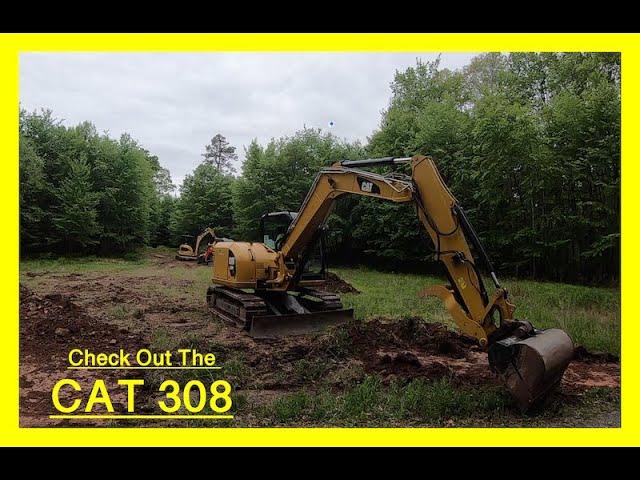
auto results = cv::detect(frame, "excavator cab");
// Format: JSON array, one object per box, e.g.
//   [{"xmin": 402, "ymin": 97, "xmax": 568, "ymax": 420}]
[
  {"xmin": 260, "ymin": 212, "xmax": 297, "ymax": 250},
  {"xmin": 260, "ymin": 211, "xmax": 327, "ymax": 281}
]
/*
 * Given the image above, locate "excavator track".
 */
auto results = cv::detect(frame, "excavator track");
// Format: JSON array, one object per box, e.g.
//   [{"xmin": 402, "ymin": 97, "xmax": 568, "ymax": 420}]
[
  {"xmin": 207, "ymin": 285, "xmax": 352, "ymax": 338},
  {"xmin": 206, "ymin": 286, "xmax": 269, "ymax": 330},
  {"xmin": 299, "ymin": 288, "xmax": 344, "ymax": 310}
]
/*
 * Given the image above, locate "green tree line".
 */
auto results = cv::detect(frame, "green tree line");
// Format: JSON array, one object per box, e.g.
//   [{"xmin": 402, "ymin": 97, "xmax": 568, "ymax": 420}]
[
  {"xmin": 19, "ymin": 110, "xmax": 175, "ymax": 254},
  {"xmin": 19, "ymin": 52, "xmax": 620, "ymax": 282}
]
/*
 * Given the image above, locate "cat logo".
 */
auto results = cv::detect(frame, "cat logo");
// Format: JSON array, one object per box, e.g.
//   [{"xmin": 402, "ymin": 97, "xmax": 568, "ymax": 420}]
[{"xmin": 357, "ymin": 177, "xmax": 380, "ymax": 194}]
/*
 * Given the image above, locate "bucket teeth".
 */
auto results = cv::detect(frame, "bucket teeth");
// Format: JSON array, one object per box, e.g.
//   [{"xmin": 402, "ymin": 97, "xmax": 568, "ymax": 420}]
[{"xmin": 489, "ymin": 328, "xmax": 574, "ymax": 412}]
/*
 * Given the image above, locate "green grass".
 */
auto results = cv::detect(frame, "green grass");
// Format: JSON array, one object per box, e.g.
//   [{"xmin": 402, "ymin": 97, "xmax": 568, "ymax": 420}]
[
  {"xmin": 150, "ymin": 327, "xmax": 176, "ymax": 351},
  {"xmin": 109, "ymin": 304, "xmax": 131, "ymax": 321},
  {"xmin": 333, "ymin": 267, "xmax": 620, "ymax": 355},
  {"xmin": 222, "ymin": 358, "xmax": 252, "ymax": 388},
  {"xmin": 291, "ymin": 358, "xmax": 329, "ymax": 384},
  {"xmin": 271, "ymin": 391, "xmax": 311, "ymax": 423},
  {"xmin": 19, "ymin": 255, "xmax": 149, "ymax": 274},
  {"xmin": 259, "ymin": 376, "xmax": 511, "ymax": 426},
  {"xmin": 257, "ymin": 374, "xmax": 619, "ymax": 427}
]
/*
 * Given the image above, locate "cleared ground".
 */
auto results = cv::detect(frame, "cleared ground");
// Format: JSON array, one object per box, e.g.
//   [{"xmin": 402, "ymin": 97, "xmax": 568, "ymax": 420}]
[{"xmin": 19, "ymin": 248, "xmax": 620, "ymax": 427}]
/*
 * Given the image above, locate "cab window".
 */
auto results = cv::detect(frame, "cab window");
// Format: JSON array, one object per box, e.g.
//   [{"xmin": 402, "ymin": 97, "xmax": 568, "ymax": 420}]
[{"xmin": 261, "ymin": 214, "xmax": 293, "ymax": 250}]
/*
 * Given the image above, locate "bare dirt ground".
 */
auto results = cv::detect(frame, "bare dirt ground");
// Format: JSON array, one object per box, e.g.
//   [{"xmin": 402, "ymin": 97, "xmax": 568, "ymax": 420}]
[
  {"xmin": 19, "ymin": 252, "xmax": 620, "ymax": 428},
  {"xmin": 19, "ymin": 285, "xmax": 150, "ymax": 427}
]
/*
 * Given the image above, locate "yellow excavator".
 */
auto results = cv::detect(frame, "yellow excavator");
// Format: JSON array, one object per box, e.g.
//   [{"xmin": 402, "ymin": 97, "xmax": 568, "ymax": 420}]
[
  {"xmin": 206, "ymin": 155, "xmax": 574, "ymax": 411},
  {"xmin": 176, "ymin": 227, "xmax": 231, "ymax": 264}
]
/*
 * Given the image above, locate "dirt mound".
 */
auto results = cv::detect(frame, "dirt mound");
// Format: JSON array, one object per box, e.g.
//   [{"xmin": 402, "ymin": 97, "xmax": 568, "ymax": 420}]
[
  {"xmin": 336, "ymin": 317, "xmax": 491, "ymax": 385},
  {"xmin": 573, "ymin": 345, "xmax": 619, "ymax": 363},
  {"xmin": 237, "ymin": 317, "xmax": 491, "ymax": 390},
  {"xmin": 20, "ymin": 284, "xmax": 150, "ymax": 425},
  {"xmin": 348, "ymin": 318, "xmax": 620, "ymax": 391},
  {"xmin": 253, "ymin": 317, "xmax": 619, "ymax": 393},
  {"xmin": 322, "ymin": 272, "xmax": 360, "ymax": 294},
  {"xmin": 148, "ymin": 251, "xmax": 199, "ymax": 268},
  {"xmin": 20, "ymin": 284, "xmax": 146, "ymax": 362},
  {"xmin": 346, "ymin": 317, "xmax": 475, "ymax": 358}
]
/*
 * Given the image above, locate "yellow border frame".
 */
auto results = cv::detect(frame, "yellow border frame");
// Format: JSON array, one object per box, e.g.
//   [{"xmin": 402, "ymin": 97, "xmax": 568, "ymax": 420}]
[{"xmin": 1, "ymin": 33, "xmax": 633, "ymax": 446}]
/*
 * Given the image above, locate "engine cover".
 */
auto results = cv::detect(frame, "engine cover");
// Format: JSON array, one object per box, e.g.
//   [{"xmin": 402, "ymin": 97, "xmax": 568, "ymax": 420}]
[{"xmin": 211, "ymin": 241, "xmax": 279, "ymax": 288}]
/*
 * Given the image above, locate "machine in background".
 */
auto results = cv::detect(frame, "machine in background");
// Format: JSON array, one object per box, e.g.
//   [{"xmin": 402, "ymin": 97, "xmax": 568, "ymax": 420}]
[{"xmin": 176, "ymin": 227, "xmax": 231, "ymax": 264}]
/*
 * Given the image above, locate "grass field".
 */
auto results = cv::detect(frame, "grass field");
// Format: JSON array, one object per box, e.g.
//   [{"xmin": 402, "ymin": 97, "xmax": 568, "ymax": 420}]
[
  {"xmin": 19, "ymin": 249, "xmax": 621, "ymax": 427},
  {"xmin": 332, "ymin": 267, "xmax": 620, "ymax": 356},
  {"xmin": 20, "ymin": 252, "xmax": 620, "ymax": 355}
]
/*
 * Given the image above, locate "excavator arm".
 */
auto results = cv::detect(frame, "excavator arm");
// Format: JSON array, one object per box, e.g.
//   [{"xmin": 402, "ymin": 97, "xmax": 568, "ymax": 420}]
[
  {"xmin": 177, "ymin": 227, "xmax": 224, "ymax": 262},
  {"xmin": 193, "ymin": 227, "xmax": 218, "ymax": 255},
  {"xmin": 276, "ymin": 155, "xmax": 573, "ymax": 410},
  {"xmin": 280, "ymin": 155, "xmax": 507, "ymax": 344}
]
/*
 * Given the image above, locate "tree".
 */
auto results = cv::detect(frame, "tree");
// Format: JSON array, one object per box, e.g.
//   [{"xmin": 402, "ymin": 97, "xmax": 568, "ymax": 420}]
[
  {"xmin": 19, "ymin": 109, "xmax": 165, "ymax": 255},
  {"xmin": 470, "ymin": 92, "xmax": 548, "ymax": 276},
  {"xmin": 202, "ymin": 134, "xmax": 237, "ymax": 174},
  {"xmin": 541, "ymin": 59, "xmax": 620, "ymax": 281},
  {"xmin": 171, "ymin": 163, "xmax": 235, "ymax": 240},
  {"xmin": 149, "ymin": 194, "xmax": 177, "ymax": 247},
  {"xmin": 463, "ymin": 53, "xmax": 510, "ymax": 101},
  {"xmin": 233, "ymin": 129, "xmax": 364, "ymax": 241},
  {"xmin": 18, "ymin": 54, "xmax": 620, "ymax": 282},
  {"xmin": 363, "ymin": 53, "xmax": 620, "ymax": 281},
  {"xmin": 144, "ymin": 151, "xmax": 177, "ymax": 247},
  {"xmin": 91, "ymin": 133, "xmax": 156, "ymax": 252},
  {"xmin": 153, "ymin": 167, "xmax": 176, "ymax": 196},
  {"xmin": 144, "ymin": 150, "xmax": 176, "ymax": 196},
  {"xmin": 19, "ymin": 135, "xmax": 47, "ymax": 252},
  {"xmin": 363, "ymin": 59, "xmax": 473, "ymax": 268},
  {"xmin": 52, "ymin": 158, "xmax": 101, "ymax": 253}
]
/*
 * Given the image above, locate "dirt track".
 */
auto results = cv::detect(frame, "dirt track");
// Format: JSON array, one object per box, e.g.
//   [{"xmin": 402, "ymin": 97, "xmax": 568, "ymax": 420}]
[{"xmin": 19, "ymin": 253, "xmax": 620, "ymax": 427}]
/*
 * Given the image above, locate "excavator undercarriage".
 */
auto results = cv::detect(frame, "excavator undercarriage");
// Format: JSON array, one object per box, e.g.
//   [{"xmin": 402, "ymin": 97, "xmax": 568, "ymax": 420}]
[
  {"xmin": 205, "ymin": 155, "xmax": 575, "ymax": 411},
  {"xmin": 207, "ymin": 285, "xmax": 352, "ymax": 338}
]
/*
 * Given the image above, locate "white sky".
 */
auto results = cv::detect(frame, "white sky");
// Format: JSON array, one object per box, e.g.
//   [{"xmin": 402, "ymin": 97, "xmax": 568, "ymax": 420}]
[{"xmin": 20, "ymin": 53, "xmax": 475, "ymax": 187}]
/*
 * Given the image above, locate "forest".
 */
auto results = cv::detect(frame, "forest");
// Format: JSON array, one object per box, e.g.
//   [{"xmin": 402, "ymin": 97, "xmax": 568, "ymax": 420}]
[{"xmin": 19, "ymin": 52, "xmax": 620, "ymax": 283}]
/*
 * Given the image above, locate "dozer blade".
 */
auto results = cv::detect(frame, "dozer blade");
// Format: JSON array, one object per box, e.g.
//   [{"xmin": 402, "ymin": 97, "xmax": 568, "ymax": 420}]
[
  {"xmin": 489, "ymin": 328, "xmax": 574, "ymax": 412},
  {"xmin": 248, "ymin": 308, "xmax": 353, "ymax": 338}
]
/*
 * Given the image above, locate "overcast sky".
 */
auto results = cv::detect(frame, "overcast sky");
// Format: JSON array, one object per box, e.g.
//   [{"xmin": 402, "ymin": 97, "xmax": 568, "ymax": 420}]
[{"xmin": 20, "ymin": 53, "xmax": 475, "ymax": 188}]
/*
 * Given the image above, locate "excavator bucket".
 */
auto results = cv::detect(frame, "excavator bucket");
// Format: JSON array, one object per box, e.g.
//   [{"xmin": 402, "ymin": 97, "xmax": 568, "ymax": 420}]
[
  {"xmin": 489, "ymin": 328, "xmax": 574, "ymax": 412},
  {"xmin": 248, "ymin": 308, "xmax": 353, "ymax": 338}
]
